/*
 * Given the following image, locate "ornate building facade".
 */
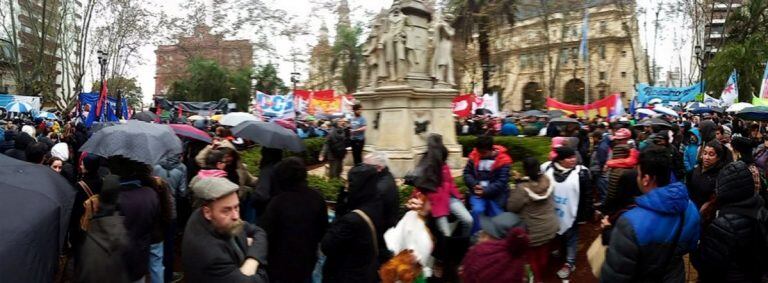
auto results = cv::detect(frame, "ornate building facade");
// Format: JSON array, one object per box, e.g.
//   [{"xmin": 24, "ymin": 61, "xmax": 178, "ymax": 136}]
[
  {"xmin": 305, "ymin": 0, "xmax": 350, "ymax": 93},
  {"xmin": 460, "ymin": 0, "xmax": 649, "ymax": 111},
  {"xmin": 154, "ymin": 25, "xmax": 253, "ymax": 96}
]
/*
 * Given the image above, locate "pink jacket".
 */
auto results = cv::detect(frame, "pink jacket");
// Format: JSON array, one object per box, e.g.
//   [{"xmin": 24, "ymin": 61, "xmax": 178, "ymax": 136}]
[{"xmin": 414, "ymin": 164, "xmax": 463, "ymax": 218}]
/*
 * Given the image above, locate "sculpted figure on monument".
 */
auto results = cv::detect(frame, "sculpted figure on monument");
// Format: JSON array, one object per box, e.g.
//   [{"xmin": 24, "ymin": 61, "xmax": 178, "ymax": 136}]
[
  {"xmin": 431, "ymin": 13, "xmax": 455, "ymax": 85},
  {"xmin": 382, "ymin": 4, "xmax": 409, "ymax": 81},
  {"xmin": 362, "ymin": 17, "xmax": 386, "ymax": 87}
]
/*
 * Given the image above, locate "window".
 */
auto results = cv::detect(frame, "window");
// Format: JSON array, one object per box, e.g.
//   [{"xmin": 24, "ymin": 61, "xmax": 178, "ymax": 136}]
[
  {"xmin": 599, "ymin": 90, "xmax": 606, "ymax": 98},
  {"xmin": 600, "ymin": 21, "xmax": 607, "ymax": 33},
  {"xmin": 571, "ymin": 26, "xmax": 578, "ymax": 37},
  {"xmin": 571, "ymin": 47, "xmax": 579, "ymax": 61},
  {"xmin": 562, "ymin": 27, "xmax": 568, "ymax": 38},
  {"xmin": 599, "ymin": 45, "xmax": 606, "ymax": 59},
  {"xmin": 599, "ymin": 72, "xmax": 606, "ymax": 80},
  {"xmin": 520, "ymin": 54, "xmax": 528, "ymax": 69},
  {"xmin": 621, "ymin": 71, "xmax": 627, "ymax": 78},
  {"xmin": 560, "ymin": 48, "xmax": 569, "ymax": 63},
  {"xmin": 621, "ymin": 50, "xmax": 627, "ymax": 57}
]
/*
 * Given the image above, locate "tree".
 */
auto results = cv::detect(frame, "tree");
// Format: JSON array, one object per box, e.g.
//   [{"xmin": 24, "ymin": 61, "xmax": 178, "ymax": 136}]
[
  {"xmin": 448, "ymin": 0, "xmax": 517, "ymax": 95},
  {"xmin": 90, "ymin": 76, "xmax": 143, "ymax": 108},
  {"xmin": 703, "ymin": 34, "xmax": 768, "ymax": 101},
  {"xmin": 253, "ymin": 63, "xmax": 288, "ymax": 95},
  {"xmin": 166, "ymin": 57, "xmax": 253, "ymax": 111},
  {"xmin": 331, "ymin": 24, "xmax": 362, "ymax": 94}
]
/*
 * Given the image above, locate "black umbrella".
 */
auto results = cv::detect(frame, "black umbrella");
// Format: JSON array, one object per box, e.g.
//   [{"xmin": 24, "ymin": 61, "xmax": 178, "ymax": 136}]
[
  {"xmin": 0, "ymin": 154, "xmax": 75, "ymax": 282},
  {"xmin": 548, "ymin": 109, "xmax": 566, "ymax": 118},
  {"xmin": 474, "ymin": 108, "xmax": 493, "ymax": 116},
  {"xmin": 80, "ymin": 120, "xmax": 183, "ymax": 165},
  {"xmin": 522, "ymin": 109, "xmax": 544, "ymax": 117},
  {"xmin": 735, "ymin": 106, "xmax": 768, "ymax": 121},
  {"xmin": 231, "ymin": 120, "xmax": 305, "ymax": 152},
  {"xmin": 641, "ymin": 117, "xmax": 672, "ymax": 128},
  {"xmin": 132, "ymin": 110, "xmax": 158, "ymax": 122},
  {"xmin": 88, "ymin": 121, "xmax": 120, "ymax": 135},
  {"xmin": 549, "ymin": 117, "xmax": 580, "ymax": 127}
]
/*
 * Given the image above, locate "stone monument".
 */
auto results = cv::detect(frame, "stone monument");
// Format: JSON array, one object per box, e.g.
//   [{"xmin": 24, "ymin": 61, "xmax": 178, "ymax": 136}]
[{"xmin": 356, "ymin": 0, "xmax": 461, "ymax": 177}]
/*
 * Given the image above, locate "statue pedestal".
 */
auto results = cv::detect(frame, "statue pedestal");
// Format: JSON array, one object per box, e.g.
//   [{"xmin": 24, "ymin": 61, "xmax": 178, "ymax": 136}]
[{"xmin": 355, "ymin": 85, "xmax": 462, "ymax": 178}]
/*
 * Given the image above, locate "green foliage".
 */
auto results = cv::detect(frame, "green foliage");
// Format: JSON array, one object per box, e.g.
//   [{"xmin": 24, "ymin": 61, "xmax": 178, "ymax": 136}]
[
  {"xmin": 456, "ymin": 135, "xmax": 551, "ymax": 170},
  {"xmin": 253, "ymin": 63, "xmax": 288, "ymax": 95},
  {"xmin": 704, "ymin": 34, "xmax": 768, "ymax": 101},
  {"xmin": 166, "ymin": 57, "xmax": 253, "ymax": 111},
  {"xmin": 91, "ymin": 76, "xmax": 143, "ymax": 108},
  {"xmin": 331, "ymin": 24, "xmax": 363, "ymax": 94},
  {"xmin": 308, "ymin": 175, "xmax": 345, "ymax": 202}
]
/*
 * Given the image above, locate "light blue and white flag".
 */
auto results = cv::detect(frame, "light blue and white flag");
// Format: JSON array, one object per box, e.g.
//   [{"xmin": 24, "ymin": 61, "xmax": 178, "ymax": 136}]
[
  {"xmin": 720, "ymin": 69, "xmax": 739, "ymax": 106},
  {"xmin": 759, "ymin": 61, "xmax": 768, "ymax": 99},
  {"xmin": 578, "ymin": 7, "xmax": 589, "ymax": 61}
]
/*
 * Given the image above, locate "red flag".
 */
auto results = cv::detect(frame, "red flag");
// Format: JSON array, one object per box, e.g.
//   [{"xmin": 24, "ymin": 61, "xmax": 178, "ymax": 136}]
[
  {"xmin": 94, "ymin": 80, "xmax": 108, "ymax": 119},
  {"xmin": 452, "ymin": 94, "xmax": 475, "ymax": 118},
  {"xmin": 313, "ymin": 89, "xmax": 334, "ymax": 100}
]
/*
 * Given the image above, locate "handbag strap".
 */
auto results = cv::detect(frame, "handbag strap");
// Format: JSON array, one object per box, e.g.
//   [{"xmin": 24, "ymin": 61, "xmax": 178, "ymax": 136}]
[
  {"xmin": 78, "ymin": 181, "xmax": 94, "ymax": 197},
  {"xmin": 657, "ymin": 208, "xmax": 686, "ymax": 280},
  {"xmin": 352, "ymin": 209, "xmax": 379, "ymax": 259}
]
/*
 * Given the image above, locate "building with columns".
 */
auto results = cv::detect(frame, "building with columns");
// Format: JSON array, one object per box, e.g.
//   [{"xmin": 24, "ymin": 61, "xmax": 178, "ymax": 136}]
[{"xmin": 460, "ymin": 0, "xmax": 649, "ymax": 111}]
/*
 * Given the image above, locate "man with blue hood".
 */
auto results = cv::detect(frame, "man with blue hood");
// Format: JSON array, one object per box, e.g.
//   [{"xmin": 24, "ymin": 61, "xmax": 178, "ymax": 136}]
[
  {"xmin": 683, "ymin": 128, "xmax": 701, "ymax": 174},
  {"xmin": 601, "ymin": 145, "xmax": 700, "ymax": 282}
]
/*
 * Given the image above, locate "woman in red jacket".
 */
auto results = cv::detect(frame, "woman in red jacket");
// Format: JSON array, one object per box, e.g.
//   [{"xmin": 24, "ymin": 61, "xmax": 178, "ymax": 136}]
[{"xmin": 412, "ymin": 134, "xmax": 473, "ymax": 237}]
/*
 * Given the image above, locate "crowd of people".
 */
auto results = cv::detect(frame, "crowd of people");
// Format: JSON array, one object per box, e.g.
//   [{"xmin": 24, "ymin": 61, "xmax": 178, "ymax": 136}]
[{"xmin": 4, "ymin": 102, "xmax": 768, "ymax": 283}]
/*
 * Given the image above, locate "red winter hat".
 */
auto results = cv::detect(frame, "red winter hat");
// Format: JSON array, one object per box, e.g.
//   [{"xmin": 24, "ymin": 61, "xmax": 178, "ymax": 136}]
[
  {"xmin": 611, "ymin": 128, "xmax": 632, "ymax": 140},
  {"xmin": 461, "ymin": 227, "xmax": 529, "ymax": 283}
]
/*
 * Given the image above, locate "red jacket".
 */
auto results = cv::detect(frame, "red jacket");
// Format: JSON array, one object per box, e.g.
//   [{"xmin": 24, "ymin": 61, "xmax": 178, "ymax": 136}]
[
  {"xmin": 414, "ymin": 164, "xmax": 462, "ymax": 218},
  {"xmin": 606, "ymin": 148, "xmax": 639, "ymax": 169},
  {"xmin": 468, "ymin": 145, "xmax": 513, "ymax": 171}
]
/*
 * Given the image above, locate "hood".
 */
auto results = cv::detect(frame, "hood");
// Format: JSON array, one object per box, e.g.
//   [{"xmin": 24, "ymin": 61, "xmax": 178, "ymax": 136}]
[
  {"xmin": 688, "ymin": 128, "xmax": 701, "ymax": 146},
  {"xmin": 635, "ymin": 182, "xmax": 690, "ymax": 215},
  {"xmin": 13, "ymin": 132, "xmax": 34, "ymax": 150},
  {"xmin": 698, "ymin": 120, "xmax": 717, "ymax": 143},
  {"xmin": 347, "ymin": 164, "xmax": 380, "ymax": 210},
  {"xmin": 86, "ymin": 215, "xmax": 129, "ymax": 254},
  {"xmin": 519, "ymin": 175, "xmax": 553, "ymax": 201},
  {"xmin": 51, "ymin": 143, "xmax": 69, "ymax": 161},
  {"xmin": 159, "ymin": 154, "xmax": 181, "ymax": 169},
  {"xmin": 468, "ymin": 145, "xmax": 512, "ymax": 170}
]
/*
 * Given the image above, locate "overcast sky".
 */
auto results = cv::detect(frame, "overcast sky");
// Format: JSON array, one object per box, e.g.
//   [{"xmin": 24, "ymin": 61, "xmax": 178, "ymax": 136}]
[{"xmin": 133, "ymin": 0, "xmax": 688, "ymax": 105}]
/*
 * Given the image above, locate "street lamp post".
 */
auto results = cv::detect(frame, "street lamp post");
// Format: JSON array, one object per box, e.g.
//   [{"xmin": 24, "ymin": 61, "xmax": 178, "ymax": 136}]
[
  {"xmin": 290, "ymin": 72, "xmax": 300, "ymax": 94},
  {"xmin": 96, "ymin": 50, "xmax": 108, "ymax": 121}
]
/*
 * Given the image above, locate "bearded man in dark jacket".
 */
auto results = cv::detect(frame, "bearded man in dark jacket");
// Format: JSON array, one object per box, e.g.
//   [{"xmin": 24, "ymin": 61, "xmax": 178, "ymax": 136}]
[{"xmin": 693, "ymin": 161, "xmax": 768, "ymax": 283}]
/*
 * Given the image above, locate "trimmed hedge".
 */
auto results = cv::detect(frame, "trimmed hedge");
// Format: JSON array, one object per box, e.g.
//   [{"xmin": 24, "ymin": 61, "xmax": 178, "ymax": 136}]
[{"xmin": 456, "ymin": 135, "xmax": 551, "ymax": 172}]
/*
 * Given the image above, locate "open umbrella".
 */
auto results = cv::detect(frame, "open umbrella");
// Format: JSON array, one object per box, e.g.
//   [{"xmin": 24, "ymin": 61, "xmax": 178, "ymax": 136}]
[
  {"xmin": 726, "ymin": 102, "xmax": 752, "ymax": 113},
  {"xmin": 689, "ymin": 105, "xmax": 716, "ymax": 114},
  {"xmin": 522, "ymin": 109, "xmax": 544, "ymax": 117},
  {"xmin": 635, "ymin": 108, "xmax": 660, "ymax": 117},
  {"xmin": 220, "ymin": 112, "xmax": 259, "ymax": 127},
  {"xmin": 547, "ymin": 109, "xmax": 566, "ymax": 118},
  {"xmin": 647, "ymin": 117, "xmax": 673, "ymax": 128},
  {"xmin": 475, "ymin": 108, "xmax": 493, "ymax": 116},
  {"xmin": 211, "ymin": 114, "xmax": 223, "ymax": 122},
  {"xmin": 231, "ymin": 120, "xmax": 305, "ymax": 152},
  {"xmin": 0, "ymin": 154, "xmax": 75, "ymax": 282},
  {"xmin": 549, "ymin": 117, "xmax": 579, "ymax": 127},
  {"xmin": 735, "ymin": 106, "xmax": 768, "ymax": 121},
  {"xmin": 88, "ymin": 121, "xmax": 120, "ymax": 135},
  {"xmin": 168, "ymin": 124, "xmax": 212, "ymax": 143},
  {"xmin": 652, "ymin": 105, "xmax": 679, "ymax": 117},
  {"xmin": 80, "ymin": 120, "xmax": 182, "ymax": 165},
  {"xmin": 187, "ymin": 115, "xmax": 205, "ymax": 121},
  {"xmin": 36, "ymin": 111, "xmax": 58, "ymax": 120},
  {"xmin": 5, "ymin": 101, "xmax": 32, "ymax": 113},
  {"xmin": 132, "ymin": 111, "xmax": 158, "ymax": 122}
]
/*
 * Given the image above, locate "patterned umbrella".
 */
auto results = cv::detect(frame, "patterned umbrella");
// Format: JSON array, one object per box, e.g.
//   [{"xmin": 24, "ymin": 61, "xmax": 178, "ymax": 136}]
[
  {"xmin": 168, "ymin": 124, "xmax": 212, "ymax": 143},
  {"xmin": 5, "ymin": 101, "xmax": 32, "ymax": 113},
  {"xmin": 36, "ymin": 111, "xmax": 58, "ymax": 120}
]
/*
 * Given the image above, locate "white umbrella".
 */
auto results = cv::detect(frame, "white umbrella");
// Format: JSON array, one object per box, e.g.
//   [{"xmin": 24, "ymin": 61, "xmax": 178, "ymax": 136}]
[
  {"xmin": 726, "ymin": 102, "xmax": 753, "ymax": 113},
  {"xmin": 653, "ymin": 105, "xmax": 679, "ymax": 117},
  {"xmin": 187, "ymin": 115, "xmax": 205, "ymax": 121},
  {"xmin": 636, "ymin": 108, "xmax": 660, "ymax": 117},
  {"xmin": 219, "ymin": 112, "xmax": 259, "ymax": 127},
  {"xmin": 648, "ymin": 98, "xmax": 663, "ymax": 105},
  {"xmin": 37, "ymin": 111, "xmax": 58, "ymax": 120}
]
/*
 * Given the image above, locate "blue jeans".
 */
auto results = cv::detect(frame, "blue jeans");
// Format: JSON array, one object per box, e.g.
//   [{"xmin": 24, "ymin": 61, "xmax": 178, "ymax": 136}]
[
  {"xmin": 149, "ymin": 242, "xmax": 164, "ymax": 283},
  {"xmin": 562, "ymin": 226, "xmax": 579, "ymax": 265},
  {"xmin": 469, "ymin": 195, "xmax": 503, "ymax": 234},
  {"xmin": 596, "ymin": 172, "xmax": 608, "ymax": 204},
  {"xmin": 435, "ymin": 198, "xmax": 474, "ymax": 237}
]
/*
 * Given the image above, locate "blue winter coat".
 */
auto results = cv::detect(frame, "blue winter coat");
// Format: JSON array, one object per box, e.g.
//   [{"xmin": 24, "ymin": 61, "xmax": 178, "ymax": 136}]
[
  {"xmin": 153, "ymin": 156, "xmax": 187, "ymax": 220},
  {"xmin": 683, "ymin": 128, "xmax": 701, "ymax": 173},
  {"xmin": 601, "ymin": 182, "xmax": 701, "ymax": 283}
]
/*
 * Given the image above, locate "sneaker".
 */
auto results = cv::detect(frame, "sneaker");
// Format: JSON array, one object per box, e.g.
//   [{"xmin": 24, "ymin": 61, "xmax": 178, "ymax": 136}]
[{"xmin": 557, "ymin": 263, "xmax": 575, "ymax": 279}]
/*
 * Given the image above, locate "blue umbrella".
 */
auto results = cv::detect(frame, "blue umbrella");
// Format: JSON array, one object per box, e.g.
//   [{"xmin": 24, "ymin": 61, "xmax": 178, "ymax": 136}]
[
  {"xmin": 735, "ymin": 106, "xmax": 768, "ymax": 121},
  {"xmin": 36, "ymin": 111, "xmax": 58, "ymax": 120},
  {"xmin": 5, "ymin": 101, "xmax": 32, "ymax": 113}
]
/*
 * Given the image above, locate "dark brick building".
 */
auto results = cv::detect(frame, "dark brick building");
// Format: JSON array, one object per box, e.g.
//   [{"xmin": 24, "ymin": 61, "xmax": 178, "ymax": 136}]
[{"xmin": 154, "ymin": 25, "xmax": 253, "ymax": 96}]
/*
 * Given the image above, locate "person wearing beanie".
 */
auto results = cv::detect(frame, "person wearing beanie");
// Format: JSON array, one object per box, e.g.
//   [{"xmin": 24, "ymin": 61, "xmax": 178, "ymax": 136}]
[
  {"xmin": 693, "ymin": 161, "xmax": 768, "ymax": 283},
  {"xmin": 463, "ymin": 135, "xmax": 513, "ymax": 234},
  {"xmin": 75, "ymin": 175, "xmax": 132, "ymax": 283},
  {"xmin": 460, "ymin": 227, "xmax": 529, "ymax": 283},
  {"xmin": 259, "ymin": 157, "xmax": 328, "ymax": 283},
  {"xmin": 541, "ymin": 146, "xmax": 591, "ymax": 279}
]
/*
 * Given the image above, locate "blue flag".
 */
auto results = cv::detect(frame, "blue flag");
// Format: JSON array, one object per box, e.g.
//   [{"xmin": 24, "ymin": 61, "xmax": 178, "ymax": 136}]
[{"xmin": 578, "ymin": 7, "xmax": 589, "ymax": 61}]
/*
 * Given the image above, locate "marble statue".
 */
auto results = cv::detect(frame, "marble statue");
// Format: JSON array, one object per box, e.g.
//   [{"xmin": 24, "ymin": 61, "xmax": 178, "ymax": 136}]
[
  {"xmin": 431, "ymin": 13, "xmax": 455, "ymax": 85},
  {"xmin": 362, "ymin": 16, "xmax": 386, "ymax": 88},
  {"xmin": 382, "ymin": 4, "xmax": 409, "ymax": 81}
]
